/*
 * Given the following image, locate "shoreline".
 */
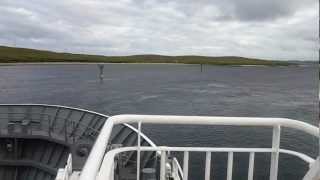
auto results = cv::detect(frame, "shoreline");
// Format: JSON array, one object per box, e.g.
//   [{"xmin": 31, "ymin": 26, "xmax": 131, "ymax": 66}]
[
  {"xmin": 0, "ymin": 62, "xmax": 196, "ymax": 66},
  {"xmin": 0, "ymin": 62, "xmax": 295, "ymax": 67},
  {"xmin": 0, "ymin": 46, "xmax": 300, "ymax": 67}
]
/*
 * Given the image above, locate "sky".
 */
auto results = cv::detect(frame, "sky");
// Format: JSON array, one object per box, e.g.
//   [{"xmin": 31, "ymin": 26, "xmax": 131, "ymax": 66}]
[{"xmin": 0, "ymin": 0, "xmax": 318, "ymax": 61}]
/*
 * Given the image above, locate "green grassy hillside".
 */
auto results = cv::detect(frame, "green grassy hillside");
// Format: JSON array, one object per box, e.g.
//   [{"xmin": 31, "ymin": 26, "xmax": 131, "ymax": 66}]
[{"xmin": 0, "ymin": 46, "xmax": 291, "ymax": 66}]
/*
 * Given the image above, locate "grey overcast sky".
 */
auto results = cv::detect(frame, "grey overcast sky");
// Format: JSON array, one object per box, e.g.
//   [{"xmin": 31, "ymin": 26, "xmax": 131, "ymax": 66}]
[{"xmin": 0, "ymin": 0, "xmax": 318, "ymax": 60}]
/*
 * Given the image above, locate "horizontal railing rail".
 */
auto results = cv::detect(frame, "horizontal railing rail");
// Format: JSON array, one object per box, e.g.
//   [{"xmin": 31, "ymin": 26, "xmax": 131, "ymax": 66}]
[{"xmin": 79, "ymin": 115, "xmax": 319, "ymax": 180}]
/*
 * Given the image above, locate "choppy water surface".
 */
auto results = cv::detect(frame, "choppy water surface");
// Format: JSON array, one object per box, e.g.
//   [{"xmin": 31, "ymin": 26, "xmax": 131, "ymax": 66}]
[{"xmin": 0, "ymin": 64, "xmax": 318, "ymax": 180}]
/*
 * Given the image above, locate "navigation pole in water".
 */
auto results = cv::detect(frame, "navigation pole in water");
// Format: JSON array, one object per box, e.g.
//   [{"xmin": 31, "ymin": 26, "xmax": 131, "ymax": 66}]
[{"xmin": 98, "ymin": 64, "xmax": 104, "ymax": 82}]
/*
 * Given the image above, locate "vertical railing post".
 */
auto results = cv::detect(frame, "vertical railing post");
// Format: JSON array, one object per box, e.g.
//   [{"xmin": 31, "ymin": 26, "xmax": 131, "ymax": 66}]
[
  {"xmin": 160, "ymin": 150, "xmax": 167, "ymax": 180},
  {"xmin": 248, "ymin": 152, "xmax": 255, "ymax": 180},
  {"xmin": 270, "ymin": 125, "xmax": 281, "ymax": 180},
  {"xmin": 64, "ymin": 119, "xmax": 67, "ymax": 142},
  {"xmin": 227, "ymin": 152, "xmax": 233, "ymax": 180},
  {"xmin": 48, "ymin": 117, "xmax": 51, "ymax": 137},
  {"xmin": 183, "ymin": 151, "xmax": 189, "ymax": 180},
  {"xmin": 205, "ymin": 152, "xmax": 211, "ymax": 180},
  {"xmin": 110, "ymin": 160, "xmax": 115, "ymax": 180},
  {"xmin": 137, "ymin": 121, "xmax": 142, "ymax": 180},
  {"xmin": 72, "ymin": 121, "xmax": 75, "ymax": 144}
]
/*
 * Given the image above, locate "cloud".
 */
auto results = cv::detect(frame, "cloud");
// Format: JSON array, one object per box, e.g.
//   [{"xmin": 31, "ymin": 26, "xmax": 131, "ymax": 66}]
[{"xmin": 0, "ymin": 0, "xmax": 318, "ymax": 60}]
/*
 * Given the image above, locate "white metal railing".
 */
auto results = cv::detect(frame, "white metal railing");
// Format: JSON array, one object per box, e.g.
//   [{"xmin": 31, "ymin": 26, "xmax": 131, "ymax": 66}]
[
  {"xmin": 79, "ymin": 115, "xmax": 319, "ymax": 180},
  {"xmin": 96, "ymin": 146, "xmax": 316, "ymax": 180}
]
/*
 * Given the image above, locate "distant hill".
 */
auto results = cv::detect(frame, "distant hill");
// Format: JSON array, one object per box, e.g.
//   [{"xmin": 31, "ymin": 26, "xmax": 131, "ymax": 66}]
[{"xmin": 0, "ymin": 46, "xmax": 292, "ymax": 66}]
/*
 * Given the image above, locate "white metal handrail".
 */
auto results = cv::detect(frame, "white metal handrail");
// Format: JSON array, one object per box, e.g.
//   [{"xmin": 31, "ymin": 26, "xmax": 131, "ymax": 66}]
[{"xmin": 79, "ymin": 115, "xmax": 319, "ymax": 180}]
